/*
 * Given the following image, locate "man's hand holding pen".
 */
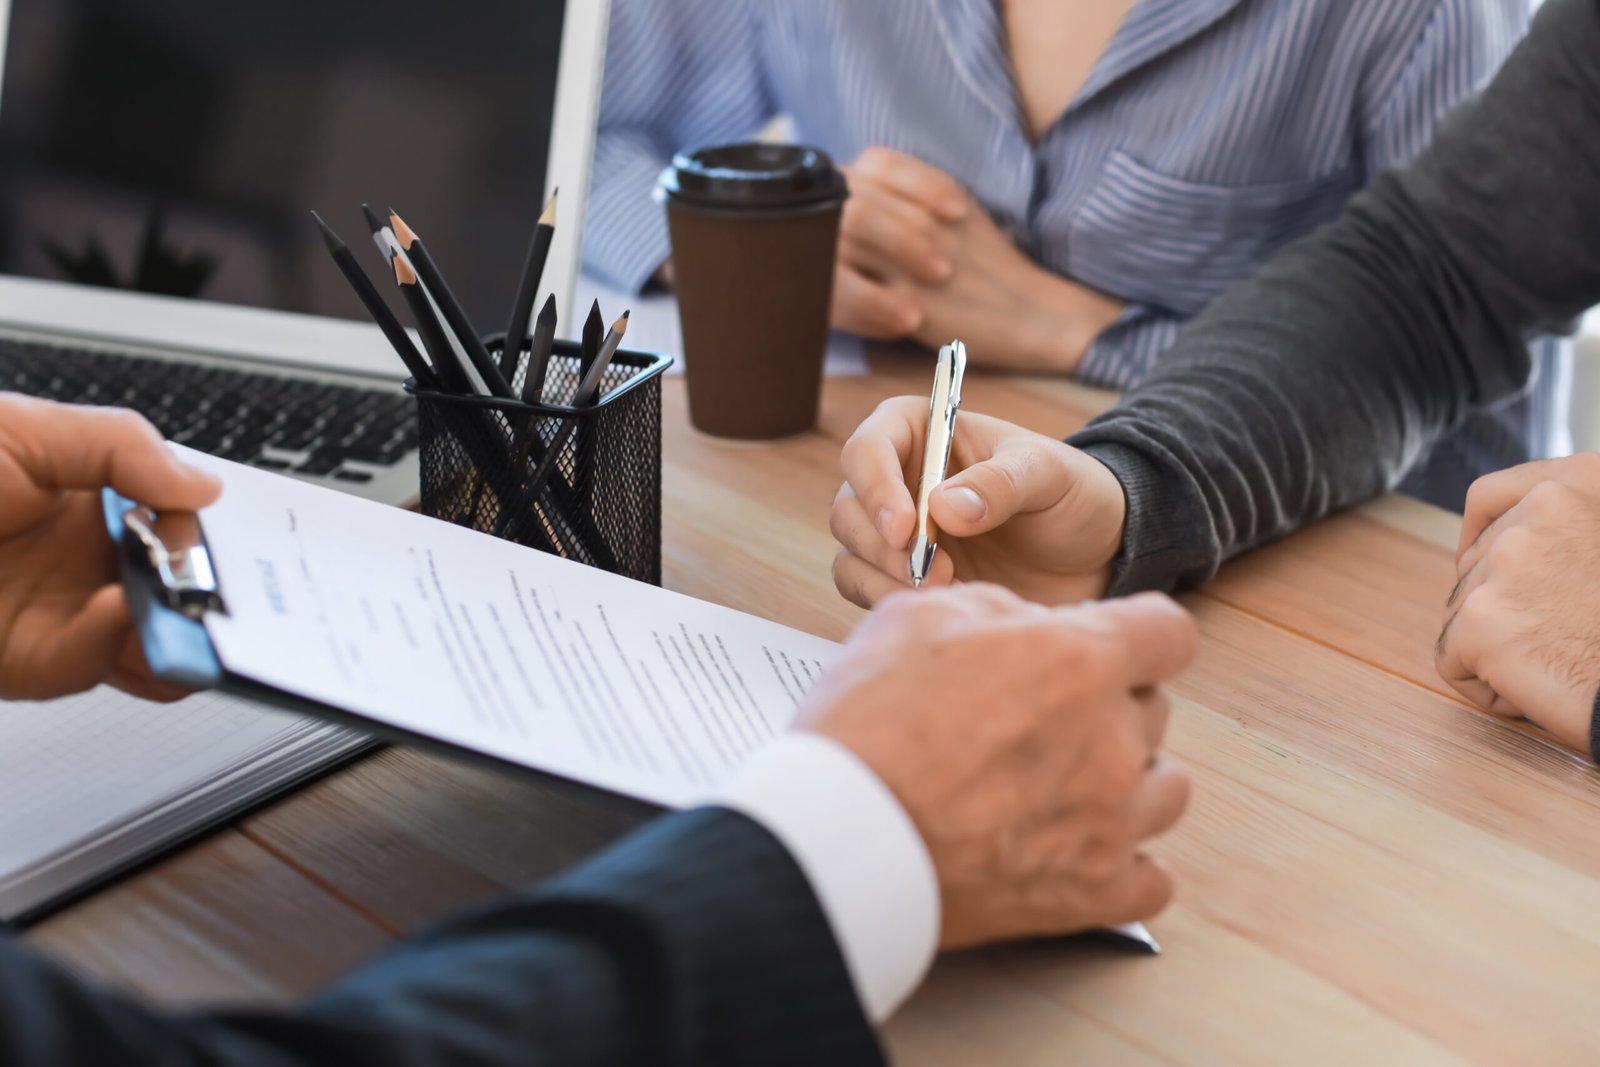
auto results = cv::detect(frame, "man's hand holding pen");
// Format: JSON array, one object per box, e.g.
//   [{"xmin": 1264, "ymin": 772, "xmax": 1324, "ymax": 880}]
[{"xmin": 831, "ymin": 395, "xmax": 1126, "ymax": 608}]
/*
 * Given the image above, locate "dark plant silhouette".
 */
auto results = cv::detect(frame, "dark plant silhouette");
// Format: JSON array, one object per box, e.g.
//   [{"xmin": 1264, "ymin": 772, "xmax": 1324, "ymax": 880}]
[{"xmin": 40, "ymin": 205, "xmax": 216, "ymax": 297}]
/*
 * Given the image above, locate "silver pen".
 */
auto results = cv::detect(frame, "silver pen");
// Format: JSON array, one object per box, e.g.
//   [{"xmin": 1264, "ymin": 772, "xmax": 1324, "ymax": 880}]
[{"xmin": 909, "ymin": 340, "xmax": 968, "ymax": 587}]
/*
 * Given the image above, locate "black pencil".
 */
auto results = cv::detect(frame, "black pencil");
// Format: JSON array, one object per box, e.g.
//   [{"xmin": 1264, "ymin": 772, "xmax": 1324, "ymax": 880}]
[
  {"xmin": 577, "ymin": 299, "xmax": 604, "ymax": 397},
  {"xmin": 312, "ymin": 212, "xmax": 438, "ymax": 390},
  {"xmin": 389, "ymin": 211, "xmax": 514, "ymax": 399},
  {"xmin": 521, "ymin": 295, "xmax": 559, "ymax": 405},
  {"xmin": 502, "ymin": 189, "xmax": 558, "ymax": 380},
  {"xmin": 392, "ymin": 256, "xmax": 473, "ymax": 394}
]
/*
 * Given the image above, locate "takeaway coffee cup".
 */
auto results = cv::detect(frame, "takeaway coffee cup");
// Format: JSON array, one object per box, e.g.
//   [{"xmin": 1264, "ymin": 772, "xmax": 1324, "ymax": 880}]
[{"xmin": 659, "ymin": 143, "xmax": 848, "ymax": 440}]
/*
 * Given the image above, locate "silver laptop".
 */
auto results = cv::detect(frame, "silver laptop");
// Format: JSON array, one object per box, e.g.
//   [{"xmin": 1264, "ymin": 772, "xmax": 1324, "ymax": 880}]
[{"xmin": 0, "ymin": 0, "xmax": 610, "ymax": 504}]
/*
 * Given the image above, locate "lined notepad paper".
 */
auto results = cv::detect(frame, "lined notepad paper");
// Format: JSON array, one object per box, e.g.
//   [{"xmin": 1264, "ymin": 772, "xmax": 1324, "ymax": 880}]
[{"xmin": 0, "ymin": 688, "xmax": 367, "ymax": 921}]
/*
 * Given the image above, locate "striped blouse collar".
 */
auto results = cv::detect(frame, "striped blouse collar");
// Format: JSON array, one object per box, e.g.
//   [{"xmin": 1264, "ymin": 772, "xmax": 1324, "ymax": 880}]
[{"xmin": 929, "ymin": 0, "xmax": 1248, "ymax": 130}]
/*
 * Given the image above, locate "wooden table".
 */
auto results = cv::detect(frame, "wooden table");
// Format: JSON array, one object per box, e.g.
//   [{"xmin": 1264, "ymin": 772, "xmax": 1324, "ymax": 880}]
[{"xmin": 28, "ymin": 359, "xmax": 1600, "ymax": 1064}]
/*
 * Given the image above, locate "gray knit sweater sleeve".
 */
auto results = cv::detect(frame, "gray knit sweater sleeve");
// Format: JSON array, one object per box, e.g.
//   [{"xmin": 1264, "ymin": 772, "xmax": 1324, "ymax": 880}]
[{"xmin": 1068, "ymin": 0, "xmax": 1600, "ymax": 596}]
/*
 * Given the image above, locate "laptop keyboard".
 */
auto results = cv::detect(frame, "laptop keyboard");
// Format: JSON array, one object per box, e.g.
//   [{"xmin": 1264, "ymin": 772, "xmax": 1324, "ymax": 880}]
[{"xmin": 0, "ymin": 335, "xmax": 417, "ymax": 484}]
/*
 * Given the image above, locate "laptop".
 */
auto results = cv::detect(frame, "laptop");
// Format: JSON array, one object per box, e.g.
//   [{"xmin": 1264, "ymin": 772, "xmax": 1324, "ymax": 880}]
[{"xmin": 0, "ymin": 0, "xmax": 610, "ymax": 505}]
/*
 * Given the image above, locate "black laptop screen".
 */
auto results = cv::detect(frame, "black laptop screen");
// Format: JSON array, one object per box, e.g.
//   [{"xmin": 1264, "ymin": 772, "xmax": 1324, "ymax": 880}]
[{"xmin": 0, "ymin": 0, "xmax": 566, "ymax": 327}]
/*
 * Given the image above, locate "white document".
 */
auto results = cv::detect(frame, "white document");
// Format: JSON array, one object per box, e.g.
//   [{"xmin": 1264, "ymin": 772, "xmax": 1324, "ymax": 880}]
[{"xmin": 193, "ymin": 450, "xmax": 843, "ymax": 807}]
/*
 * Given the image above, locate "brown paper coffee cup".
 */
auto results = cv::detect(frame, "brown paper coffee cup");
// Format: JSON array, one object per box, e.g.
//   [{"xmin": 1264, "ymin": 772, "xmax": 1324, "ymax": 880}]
[{"xmin": 660, "ymin": 144, "xmax": 847, "ymax": 440}]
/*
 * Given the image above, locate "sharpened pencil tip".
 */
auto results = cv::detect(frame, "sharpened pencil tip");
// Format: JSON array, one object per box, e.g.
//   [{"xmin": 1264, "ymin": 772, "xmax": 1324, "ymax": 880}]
[
  {"xmin": 361, "ymin": 203, "xmax": 385, "ymax": 236},
  {"xmin": 538, "ymin": 293, "xmax": 558, "ymax": 322},
  {"xmin": 309, "ymin": 211, "xmax": 344, "ymax": 253},
  {"xmin": 539, "ymin": 189, "xmax": 559, "ymax": 226},
  {"xmin": 388, "ymin": 211, "xmax": 418, "ymax": 249},
  {"xmin": 612, "ymin": 311, "xmax": 630, "ymax": 334},
  {"xmin": 393, "ymin": 255, "xmax": 418, "ymax": 285}
]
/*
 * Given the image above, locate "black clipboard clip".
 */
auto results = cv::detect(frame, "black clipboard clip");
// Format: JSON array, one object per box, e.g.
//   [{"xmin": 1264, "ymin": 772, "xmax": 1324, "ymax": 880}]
[{"xmin": 103, "ymin": 489, "xmax": 227, "ymax": 690}]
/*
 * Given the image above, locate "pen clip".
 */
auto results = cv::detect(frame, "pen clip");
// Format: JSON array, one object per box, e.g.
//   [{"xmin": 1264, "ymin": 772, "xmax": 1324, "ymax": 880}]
[{"xmin": 122, "ymin": 506, "xmax": 228, "ymax": 620}]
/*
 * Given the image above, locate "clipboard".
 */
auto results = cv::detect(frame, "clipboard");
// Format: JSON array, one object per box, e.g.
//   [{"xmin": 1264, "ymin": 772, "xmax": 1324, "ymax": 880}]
[{"xmin": 102, "ymin": 485, "xmax": 660, "ymax": 820}]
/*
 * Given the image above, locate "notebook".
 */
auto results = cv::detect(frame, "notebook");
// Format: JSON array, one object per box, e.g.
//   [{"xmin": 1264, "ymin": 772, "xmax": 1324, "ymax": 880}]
[{"xmin": 0, "ymin": 688, "xmax": 368, "ymax": 922}]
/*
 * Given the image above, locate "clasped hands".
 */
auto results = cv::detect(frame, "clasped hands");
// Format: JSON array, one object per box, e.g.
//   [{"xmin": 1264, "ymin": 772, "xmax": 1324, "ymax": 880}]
[{"xmin": 832, "ymin": 147, "xmax": 1124, "ymax": 373}]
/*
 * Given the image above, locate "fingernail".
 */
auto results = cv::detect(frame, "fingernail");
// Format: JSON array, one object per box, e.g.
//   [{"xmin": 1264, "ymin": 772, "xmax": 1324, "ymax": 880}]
[
  {"xmin": 942, "ymin": 487, "xmax": 985, "ymax": 523},
  {"xmin": 876, "ymin": 508, "xmax": 895, "ymax": 537}
]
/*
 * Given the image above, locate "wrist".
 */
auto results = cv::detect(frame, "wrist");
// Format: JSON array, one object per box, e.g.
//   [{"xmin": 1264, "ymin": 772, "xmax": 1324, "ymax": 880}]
[{"xmin": 1015, "ymin": 268, "xmax": 1111, "ymax": 374}]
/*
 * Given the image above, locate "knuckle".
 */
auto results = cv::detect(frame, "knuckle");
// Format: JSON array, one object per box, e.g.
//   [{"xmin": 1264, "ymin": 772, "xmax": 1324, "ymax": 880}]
[
  {"xmin": 855, "ymin": 146, "xmax": 892, "ymax": 177},
  {"xmin": 1453, "ymin": 589, "xmax": 1498, "ymax": 641},
  {"xmin": 1486, "ymin": 524, "xmax": 1536, "ymax": 570}
]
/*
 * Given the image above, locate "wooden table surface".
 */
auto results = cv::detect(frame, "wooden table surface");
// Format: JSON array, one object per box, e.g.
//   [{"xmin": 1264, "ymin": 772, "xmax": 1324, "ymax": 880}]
[{"xmin": 27, "ymin": 357, "xmax": 1600, "ymax": 1064}]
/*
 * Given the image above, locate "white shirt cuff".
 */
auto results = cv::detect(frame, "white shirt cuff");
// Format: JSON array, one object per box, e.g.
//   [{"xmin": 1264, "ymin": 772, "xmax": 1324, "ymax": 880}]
[{"xmin": 709, "ymin": 732, "xmax": 940, "ymax": 1023}]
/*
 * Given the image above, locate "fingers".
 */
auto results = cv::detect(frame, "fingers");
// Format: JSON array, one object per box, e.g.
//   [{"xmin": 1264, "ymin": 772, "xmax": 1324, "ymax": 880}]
[
  {"xmin": 1434, "ymin": 591, "xmax": 1514, "ymax": 718},
  {"xmin": 838, "ymin": 398, "xmax": 925, "ymax": 551},
  {"xmin": 1460, "ymin": 464, "xmax": 1550, "ymax": 556},
  {"xmin": 829, "ymin": 485, "xmax": 910, "ymax": 585},
  {"xmin": 1132, "ymin": 685, "xmax": 1172, "ymax": 753},
  {"xmin": 848, "ymin": 146, "xmax": 970, "ymax": 222},
  {"xmin": 1098, "ymin": 853, "xmax": 1177, "ymax": 927},
  {"xmin": 831, "ymin": 264, "xmax": 921, "ymax": 338},
  {"xmin": 1075, "ymin": 593, "xmax": 1198, "ymax": 686},
  {"xmin": 1128, "ymin": 754, "xmax": 1190, "ymax": 839},
  {"xmin": 928, "ymin": 436, "xmax": 1074, "ymax": 537},
  {"xmin": 832, "ymin": 546, "xmax": 954, "ymax": 609},
  {"xmin": 24, "ymin": 584, "xmax": 131, "ymax": 699},
  {"xmin": 0, "ymin": 396, "xmax": 221, "ymax": 510},
  {"xmin": 1458, "ymin": 455, "xmax": 1600, "ymax": 557},
  {"xmin": 841, "ymin": 193, "xmax": 953, "ymax": 285}
]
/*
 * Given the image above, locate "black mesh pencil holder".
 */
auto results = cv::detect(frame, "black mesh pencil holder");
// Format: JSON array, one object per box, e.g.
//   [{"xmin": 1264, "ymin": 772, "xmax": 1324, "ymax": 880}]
[{"xmin": 408, "ymin": 339, "xmax": 672, "ymax": 585}]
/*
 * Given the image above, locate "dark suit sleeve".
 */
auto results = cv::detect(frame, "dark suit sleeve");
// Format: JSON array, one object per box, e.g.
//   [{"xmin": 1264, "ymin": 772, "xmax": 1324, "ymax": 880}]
[
  {"xmin": 1065, "ymin": 0, "xmax": 1600, "ymax": 595},
  {"xmin": 0, "ymin": 808, "xmax": 884, "ymax": 1066}
]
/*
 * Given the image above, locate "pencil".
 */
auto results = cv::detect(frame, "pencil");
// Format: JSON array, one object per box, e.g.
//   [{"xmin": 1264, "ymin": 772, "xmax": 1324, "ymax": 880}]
[
  {"xmin": 523, "ymin": 311, "xmax": 631, "ymax": 526},
  {"xmin": 312, "ymin": 212, "xmax": 437, "ymax": 390},
  {"xmin": 521, "ymin": 295, "xmax": 559, "ymax": 405},
  {"xmin": 389, "ymin": 211, "xmax": 514, "ymax": 399},
  {"xmin": 502, "ymin": 189, "xmax": 558, "ymax": 380},
  {"xmin": 393, "ymin": 256, "xmax": 473, "ymax": 394},
  {"xmin": 578, "ymin": 298, "xmax": 604, "ymax": 391},
  {"xmin": 364, "ymin": 204, "xmax": 489, "ymax": 395},
  {"xmin": 573, "ymin": 311, "xmax": 630, "ymax": 406}
]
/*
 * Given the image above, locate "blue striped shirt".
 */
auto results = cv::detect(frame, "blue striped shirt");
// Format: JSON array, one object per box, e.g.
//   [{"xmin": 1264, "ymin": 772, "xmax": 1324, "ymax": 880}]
[{"xmin": 584, "ymin": 0, "xmax": 1567, "ymax": 506}]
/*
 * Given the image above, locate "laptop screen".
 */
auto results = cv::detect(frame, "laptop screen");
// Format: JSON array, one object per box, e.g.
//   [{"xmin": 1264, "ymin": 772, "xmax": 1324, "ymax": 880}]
[{"xmin": 0, "ymin": 0, "xmax": 568, "ymax": 331}]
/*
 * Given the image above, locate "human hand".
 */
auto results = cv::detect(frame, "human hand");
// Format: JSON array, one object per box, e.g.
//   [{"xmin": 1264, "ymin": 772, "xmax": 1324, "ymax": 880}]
[
  {"xmin": 799, "ymin": 583, "xmax": 1195, "ymax": 948},
  {"xmin": 1437, "ymin": 455, "xmax": 1600, "ymax": 752},
  {"xmin": 831, "ymin": 396, "xmax": 1125, "ymax": 608},
  {"xmin": 0, "ymin": 395, "xmax": 221, "ymax": 702},
  {"xmin": 832, "ymin": 147, "xmax": 1125, "ymax": 372}
]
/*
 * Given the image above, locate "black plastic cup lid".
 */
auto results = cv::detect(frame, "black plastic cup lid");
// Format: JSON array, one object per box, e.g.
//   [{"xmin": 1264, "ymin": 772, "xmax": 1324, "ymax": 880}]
[{"xmin": 659, "ymin": 143, "xmax": 848, "ymax": 210}]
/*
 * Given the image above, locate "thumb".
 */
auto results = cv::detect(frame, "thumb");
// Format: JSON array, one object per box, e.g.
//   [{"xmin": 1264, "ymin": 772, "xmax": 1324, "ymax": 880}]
[
  {"xmin": 2, "ymin": 398, "xmax": 222, "ymax": 511},
  {"xmin": 929, "ymin": 441, "xmax": 1069, "ymax": 537}
]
